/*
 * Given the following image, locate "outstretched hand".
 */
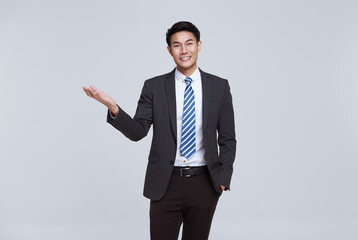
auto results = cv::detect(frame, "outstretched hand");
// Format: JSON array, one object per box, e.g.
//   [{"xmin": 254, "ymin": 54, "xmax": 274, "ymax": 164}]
[{"xmin": 82, "ymin": 85, "xmax": 119, "ymax": 116}]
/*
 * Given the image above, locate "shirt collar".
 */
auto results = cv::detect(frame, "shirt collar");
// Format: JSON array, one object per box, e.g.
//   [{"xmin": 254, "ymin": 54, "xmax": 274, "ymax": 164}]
[{"xmin": 175, "ymin": 67, "xmax": 200, "ymax": 83}]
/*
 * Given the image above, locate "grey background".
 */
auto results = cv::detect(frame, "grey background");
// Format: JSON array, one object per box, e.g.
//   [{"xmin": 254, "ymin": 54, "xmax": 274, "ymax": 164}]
[{"xmin": 1, "ymin": 0, "xmax": 357, "ymax": 239}]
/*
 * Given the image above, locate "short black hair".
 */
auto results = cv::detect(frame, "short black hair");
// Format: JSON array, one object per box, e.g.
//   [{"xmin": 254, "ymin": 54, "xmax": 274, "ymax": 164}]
[{"xmin": 166, "ymin": 21, "xmax": 200, "ymax": 46}]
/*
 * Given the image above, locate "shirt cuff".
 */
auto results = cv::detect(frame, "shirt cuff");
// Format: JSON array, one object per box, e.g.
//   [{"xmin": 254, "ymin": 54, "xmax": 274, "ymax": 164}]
[{"xmin": 108, "ymin": 106, "xmax": 118, "ymax": 120}]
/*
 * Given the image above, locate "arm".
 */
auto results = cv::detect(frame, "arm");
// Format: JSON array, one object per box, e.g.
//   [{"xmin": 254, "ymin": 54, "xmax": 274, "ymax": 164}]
[
  {"xmin": 106, "ymin": 81, "xmax": 152, "ymax": 141},
  {"xmin": 217, "ymin": 81, "xmax": 237, "ymax": 190},
  {"xmin": 82, "ymin": 82, "xmax": 153, "ymax": 141}
]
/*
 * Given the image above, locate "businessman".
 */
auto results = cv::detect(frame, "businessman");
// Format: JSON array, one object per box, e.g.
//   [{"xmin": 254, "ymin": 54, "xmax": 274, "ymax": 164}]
[{"xmin": 83, "ymin": 21, "xmax": 236, "ymax": 240}]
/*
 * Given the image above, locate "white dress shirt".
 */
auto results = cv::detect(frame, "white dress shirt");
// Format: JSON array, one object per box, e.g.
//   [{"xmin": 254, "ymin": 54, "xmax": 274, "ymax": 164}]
[
  {"xmin": 109, "ymin": 68, "xmax": 206, "ymax": 167},
  {"xmin": 174, "ymin": 68, "xmax": 206, "ymax": 167}
]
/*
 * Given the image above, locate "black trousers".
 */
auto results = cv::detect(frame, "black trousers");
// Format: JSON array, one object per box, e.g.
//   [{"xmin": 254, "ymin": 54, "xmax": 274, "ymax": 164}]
[{"xmin": 150, "ymin": 169, "xmax": 221, "ymax": 240}]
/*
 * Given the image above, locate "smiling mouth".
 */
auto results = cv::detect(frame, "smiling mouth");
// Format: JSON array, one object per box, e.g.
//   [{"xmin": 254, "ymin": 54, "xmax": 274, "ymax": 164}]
[{"xmin": 180, "ymin": 56, "xmax": 191, "ymax": 61}]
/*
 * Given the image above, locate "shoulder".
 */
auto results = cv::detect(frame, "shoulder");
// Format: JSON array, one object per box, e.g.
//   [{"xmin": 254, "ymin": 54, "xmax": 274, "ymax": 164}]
[
  {"xmin": 200, "ymin": 69, "xmax": 228, "ymax": 83},
  {"xmin": 144, "ymin": 69, "xmax": 175, "ymax": 85},
  {"xmin": 199, "ymin": 69, "xmax": 229, "ymax": 90}
]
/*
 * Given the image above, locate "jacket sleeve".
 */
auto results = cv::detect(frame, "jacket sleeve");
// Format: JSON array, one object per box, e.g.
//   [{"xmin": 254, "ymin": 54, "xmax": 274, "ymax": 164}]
[
  {"xmin": 107, "ymin": 80, "xmax": 153, "ymax": 141},
  {"xmin": 217, "ymin": 80, "xmax": 236, "ymax": 190}
]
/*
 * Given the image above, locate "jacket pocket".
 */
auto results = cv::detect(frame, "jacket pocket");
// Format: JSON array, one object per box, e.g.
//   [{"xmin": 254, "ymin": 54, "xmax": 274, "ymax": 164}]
[{"xmin": 148, "ymin": 152, "xmax": 159, "ymax": 163}]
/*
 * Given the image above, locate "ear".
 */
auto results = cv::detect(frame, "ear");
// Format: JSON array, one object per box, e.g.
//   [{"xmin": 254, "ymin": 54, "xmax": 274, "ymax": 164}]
[
  {"xmin": 167, "ymin": 45, "xmax": 173, "ymax": 56},
  {"xmin": 198, "ymin": 41, "xmax": 202, "ymax": 52}
]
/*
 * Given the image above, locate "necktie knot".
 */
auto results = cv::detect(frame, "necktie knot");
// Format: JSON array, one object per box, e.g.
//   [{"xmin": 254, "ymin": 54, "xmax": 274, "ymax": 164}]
[{"xmin": 185, "ymin": 77, "xmax": 193, "ymax": 86}]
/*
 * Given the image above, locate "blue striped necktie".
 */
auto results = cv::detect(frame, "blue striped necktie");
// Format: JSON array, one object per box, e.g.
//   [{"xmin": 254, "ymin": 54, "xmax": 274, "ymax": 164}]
[{"xmin": 180, "ymin": 77, "xmax": 196, "ymax": 159}]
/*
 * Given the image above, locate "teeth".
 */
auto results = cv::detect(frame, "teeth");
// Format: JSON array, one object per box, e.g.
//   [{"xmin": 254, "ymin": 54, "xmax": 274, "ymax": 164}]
[{"xmin": 181, "ymin": 57, "xmax": 190, "ymax": 60}]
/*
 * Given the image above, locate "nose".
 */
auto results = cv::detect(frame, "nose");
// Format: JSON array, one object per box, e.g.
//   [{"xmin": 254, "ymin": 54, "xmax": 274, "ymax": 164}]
[{"xmin": 181, "ymin": 45, "xmax": 188, "ymax": 54}]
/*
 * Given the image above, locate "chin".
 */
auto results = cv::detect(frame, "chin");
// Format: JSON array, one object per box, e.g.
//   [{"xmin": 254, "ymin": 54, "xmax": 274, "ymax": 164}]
[{"xmin": 179, "ymin": 62, "xmax": 194, "ymax": 70}]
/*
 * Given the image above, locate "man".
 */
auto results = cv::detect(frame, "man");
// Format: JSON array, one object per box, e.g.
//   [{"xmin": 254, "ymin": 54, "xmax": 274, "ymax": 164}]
[{"xmin": 83, "ymin": 21, "xmax": 236, "ymax": 240}]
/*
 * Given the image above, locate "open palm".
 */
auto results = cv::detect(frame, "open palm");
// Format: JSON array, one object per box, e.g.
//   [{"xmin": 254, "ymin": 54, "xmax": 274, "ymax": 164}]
[{"xmin": 82, "ymin": 85, "xmax": 118, "ymax": 115}]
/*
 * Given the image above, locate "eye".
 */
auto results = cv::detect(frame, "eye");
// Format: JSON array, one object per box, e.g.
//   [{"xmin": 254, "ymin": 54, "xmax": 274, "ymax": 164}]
[{"xmin": 173, "ymin": 45, "xmax": 180, "ymax": 48}]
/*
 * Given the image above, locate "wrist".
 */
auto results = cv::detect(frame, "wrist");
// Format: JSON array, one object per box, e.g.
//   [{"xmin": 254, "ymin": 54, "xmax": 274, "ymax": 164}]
[{"xmin": 109, "ymin": 105, "xmax": 119, "ymax": 117}]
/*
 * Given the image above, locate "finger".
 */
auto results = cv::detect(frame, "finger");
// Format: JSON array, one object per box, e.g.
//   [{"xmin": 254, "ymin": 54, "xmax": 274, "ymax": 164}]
[
  {"xmin": 90, "ymin": 86, "xmax": 105, "ymax": 97},
  {"xmin": 90, "ymin": 85, "xmax": 99, "ymax": 91},
  {"xmin": 83, "ymin": 87, "xmax": 93, "ymax": 97},
  {"xmin": 89, "ymin": 89, "xmax": 96, "ymax": 98},
  {"xmin": 89, "ymin": 85, "xmax": 100, "ymax": 94},
  {"xmin": 90, "ymin": 89, "xmax": 99, "ymax": 97},
  {"xmin": 86, "ymin": 88, "xmax": 96, "ymax": 98},
  {"xmin": 82, "ymin": 87, "xmax": 91, "ymax": 96}
]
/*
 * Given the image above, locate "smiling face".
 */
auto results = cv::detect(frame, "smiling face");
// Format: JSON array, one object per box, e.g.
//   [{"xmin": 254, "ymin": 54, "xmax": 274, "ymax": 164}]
[{"xmin": 167, "ymin": 31, "xmax": 202, "ymax": 76}]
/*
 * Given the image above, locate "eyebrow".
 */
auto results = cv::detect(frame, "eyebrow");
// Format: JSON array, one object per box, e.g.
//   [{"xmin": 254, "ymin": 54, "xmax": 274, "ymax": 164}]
[{"xmin": 172, "ymin": 39, "xmax": 195, "ymax": 45}]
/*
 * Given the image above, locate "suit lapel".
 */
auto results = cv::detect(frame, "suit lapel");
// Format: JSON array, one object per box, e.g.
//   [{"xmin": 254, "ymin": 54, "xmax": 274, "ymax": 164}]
[
  {"xmin": 200, "ymin": 69, "xmax": 211, "ymax": 133},
  {"xmin": 164, "ymin": 68, "xmax": 212, "ymax": 142},
  {"xmin": 164, "ymin": 69, "xmax": 177, "ymax": 141}
]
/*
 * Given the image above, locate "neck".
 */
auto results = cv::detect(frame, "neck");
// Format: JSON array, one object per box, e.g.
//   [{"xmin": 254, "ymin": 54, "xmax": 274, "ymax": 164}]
[{"xmin": 177, "ymin": 64, "xmax": 197, "ymax": 77}]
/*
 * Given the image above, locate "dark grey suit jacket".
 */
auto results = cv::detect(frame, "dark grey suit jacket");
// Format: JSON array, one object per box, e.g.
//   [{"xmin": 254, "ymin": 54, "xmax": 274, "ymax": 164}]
[{"xmin": 107, "ymin": 69, "xmax": 236, "ymax": 201}]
